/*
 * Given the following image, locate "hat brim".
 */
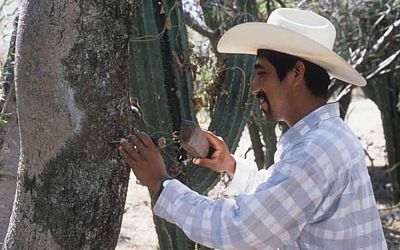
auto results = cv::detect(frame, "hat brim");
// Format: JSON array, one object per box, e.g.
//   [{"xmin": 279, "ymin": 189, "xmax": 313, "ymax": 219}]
[{"xmin": 217, "ymin": 22, "xmax": 366, "ymax": 87}]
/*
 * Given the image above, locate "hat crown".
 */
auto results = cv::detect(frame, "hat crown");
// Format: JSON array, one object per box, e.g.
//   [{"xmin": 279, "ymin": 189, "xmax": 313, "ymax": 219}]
[{"xmin": 268, "ymin": 8, "xmax": 336, "ymax": 50}]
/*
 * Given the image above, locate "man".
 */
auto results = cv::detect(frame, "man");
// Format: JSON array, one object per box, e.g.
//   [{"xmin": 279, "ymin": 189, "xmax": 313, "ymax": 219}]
[{"xmin": 119, "ymin": 8, "xmax": 387, "ymax": 249}]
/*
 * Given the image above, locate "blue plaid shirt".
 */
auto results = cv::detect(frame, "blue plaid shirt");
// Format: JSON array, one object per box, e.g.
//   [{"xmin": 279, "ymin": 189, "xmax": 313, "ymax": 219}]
[{"xmin": 154, "ymin": 103, "xmax": 387, "ymax": 249}]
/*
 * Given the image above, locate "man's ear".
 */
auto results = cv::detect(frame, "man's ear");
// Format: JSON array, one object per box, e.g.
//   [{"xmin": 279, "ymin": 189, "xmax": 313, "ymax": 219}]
[{"xmin": 292, "ymin": 61, "xmax": 305, "ymax": 86}]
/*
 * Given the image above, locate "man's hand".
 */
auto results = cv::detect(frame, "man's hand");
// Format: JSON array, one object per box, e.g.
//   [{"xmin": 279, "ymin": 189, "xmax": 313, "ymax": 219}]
[
  {"xmin": 192, "ymin": 130, "xmax": 236, "ymax": 177},
  {"xmin": 119, "ymin": 132, "xmax": 170, "ymax": 192}
]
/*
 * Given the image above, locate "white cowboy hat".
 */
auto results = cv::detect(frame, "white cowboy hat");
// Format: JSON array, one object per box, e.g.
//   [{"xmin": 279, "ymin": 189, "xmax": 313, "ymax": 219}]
[{"xmin": 217, "ymin": 8, "xmax": 366, "ymax": 86}]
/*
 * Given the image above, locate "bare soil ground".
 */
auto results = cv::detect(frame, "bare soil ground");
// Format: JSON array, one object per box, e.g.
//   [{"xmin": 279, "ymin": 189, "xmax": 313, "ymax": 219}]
[{"xmin": 117, "ymin": 92, "xmax": 400, "ymax": 249}]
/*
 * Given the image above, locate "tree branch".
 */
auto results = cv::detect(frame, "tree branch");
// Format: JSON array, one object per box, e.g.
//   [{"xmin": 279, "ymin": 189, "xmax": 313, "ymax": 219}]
[
  {"xmin": 372, "ymin": 19, "xmax": 400, "ymax": 53},
  {"xmin": 352, "ymin": 18, "xmax": 399, "ymax": 69},
  {"xmin": 183, "ymin": 11, "xmax": 217, "ymax": 41},
  {"xmin": 366, "ymin": 50, "xmax": 400, "ymax": 80}
]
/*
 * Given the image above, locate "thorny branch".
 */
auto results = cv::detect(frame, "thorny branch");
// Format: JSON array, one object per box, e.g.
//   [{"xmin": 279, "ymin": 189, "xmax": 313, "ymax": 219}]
[
  {"xmin": 366, "ymin": 49, "xmax": 400, "ymax": 80},
  {"xmin": 371, "ymin": 19, "xmax": 400, "ymax": 53},
  {"xmin": 183, "ymin": 10, "xmax": 217, "ymax": 41},
  {"xmin": 325, "ymin": 1, "xmax": 399, "ymax": 99}
]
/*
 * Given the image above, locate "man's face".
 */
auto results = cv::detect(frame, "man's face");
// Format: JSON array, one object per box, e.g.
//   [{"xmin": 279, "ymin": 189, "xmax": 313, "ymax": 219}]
[{"xmin": 251, "ymin": 56, "xmax": 292, "ymax": 122}]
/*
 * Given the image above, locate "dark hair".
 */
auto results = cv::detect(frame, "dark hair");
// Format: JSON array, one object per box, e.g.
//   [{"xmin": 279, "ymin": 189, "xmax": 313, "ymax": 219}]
[{"xmin": 257, "ymin": 49, "xmax": 330, "ymax": 98}]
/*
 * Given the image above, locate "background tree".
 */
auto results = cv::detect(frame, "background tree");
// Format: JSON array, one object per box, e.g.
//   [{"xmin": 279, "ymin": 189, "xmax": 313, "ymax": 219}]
[
  {"xmin": 0, "ymin": 1, "xmax": 20, "ymax": 242},
  {"xmin": 0, "ymin": 0, "xmax": 19, "ymax": 63},
  {"xmin": 0, "ymin": 14, "xmax": 18, "ymax": 243},
  {"xmin": 2, "ymin": 0, "xmax": 136, "ymax": 248}
]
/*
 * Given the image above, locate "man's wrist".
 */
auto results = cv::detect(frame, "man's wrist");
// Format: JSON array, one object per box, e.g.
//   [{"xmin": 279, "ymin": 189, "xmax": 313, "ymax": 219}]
[
  {"xmin": 225, "ymin": 155, "xmax": 236, "ymax": 177},
  {"xmin": 157, "ymin": 177, "xmax": 173, "ymax": 196}
]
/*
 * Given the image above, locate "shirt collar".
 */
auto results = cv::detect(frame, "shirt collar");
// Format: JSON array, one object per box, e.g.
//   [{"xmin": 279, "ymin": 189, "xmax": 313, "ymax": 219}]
[{"xmin": 278, "ymin": 102, "xmax": 340, "ymax": 149}]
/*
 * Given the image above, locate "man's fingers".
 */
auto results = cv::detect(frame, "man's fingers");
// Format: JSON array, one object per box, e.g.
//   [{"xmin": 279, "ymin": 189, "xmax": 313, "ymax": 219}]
[
  {"xmin": 193, "ymin": 157, "xmax": 218, "ymax": 170},
  {"xmin": 119, "ymin": 146, "xmax": 137, "ymax": 168},
  {"xmin": 202, "ymin": 130, "xmax": 224, "ymax": 148},
  {"xmin": 128, "ymin": 135, "xmax": 145, "ymax": 151},
  {"xmin": 120, "ymin": 138, "xmax": 140, "ymax": 160},
  {"xmin": 137, "ymin": 132, "xmax": 153, "ymax": 147}
]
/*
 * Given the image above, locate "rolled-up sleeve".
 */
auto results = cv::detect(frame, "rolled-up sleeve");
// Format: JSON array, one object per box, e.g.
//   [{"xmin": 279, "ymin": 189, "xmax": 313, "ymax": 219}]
[{"xmin": 153, "ymin": 158, "xmax": 325, "ymax": 249}]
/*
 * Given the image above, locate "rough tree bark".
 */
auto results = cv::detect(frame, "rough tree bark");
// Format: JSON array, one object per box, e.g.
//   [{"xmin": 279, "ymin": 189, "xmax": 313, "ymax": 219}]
[
  {"xmin": 0, "ymin": 15, "xmax": 19, "ymax": 243},
  {"xmin": 0, "ymin": 115, "xmax": 19, "ymax": 244},
  {"xmin": 3, "ymin": 0, "xmax": 136, "ymax": 248}
]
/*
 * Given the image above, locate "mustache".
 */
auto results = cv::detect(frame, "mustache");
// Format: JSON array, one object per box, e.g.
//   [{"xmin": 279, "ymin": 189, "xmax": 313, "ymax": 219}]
[{"xmin": 255, "ymin": 91, "xmax": 273, "ymax": 120}]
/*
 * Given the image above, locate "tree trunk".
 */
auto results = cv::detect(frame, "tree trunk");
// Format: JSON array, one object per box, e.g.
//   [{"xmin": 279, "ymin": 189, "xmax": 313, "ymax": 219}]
[
  {"xmin": 0, "ymin": 113, "xmax": 19, "ymax": 244},
  {"xmin": 363, "ymin": 73, "xmax": 400, "ymax": 203},
  {"xmin": 0, "ymin": 15, "xmax": 19, "ymax": 244},
  {"xmin": 3, "ymin": 0, "xmax": 136, "ymax": 248}
]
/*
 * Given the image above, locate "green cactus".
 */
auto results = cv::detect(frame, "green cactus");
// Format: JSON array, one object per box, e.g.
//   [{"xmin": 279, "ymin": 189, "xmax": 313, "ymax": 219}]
[
  {"xmin": 128, "ymin": 0, "xmax": 192, "ymax": 248},
  {"xmin": 188, "ymin": 41, "xmax": 256, "ymax": 194},
  {"xmin": 248, "ymin": 101, "xmax": 277, "ymax": 170},
  {"xmin": 128, "ymin": 0, "xmax": 255, "ymax": 248}
]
